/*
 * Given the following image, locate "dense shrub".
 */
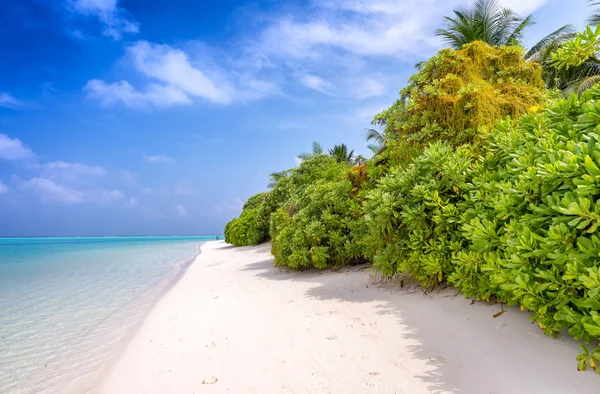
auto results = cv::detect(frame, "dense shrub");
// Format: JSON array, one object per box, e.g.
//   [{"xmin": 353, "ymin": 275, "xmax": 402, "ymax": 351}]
[
  {"xmin": 365, "ymin": 87, "xmax": 600, "ymax": 371},
  {"xmin": 455, "ymin": 88, "xmax": 600, "ymax": 360},
  {"xmin": 224, "ymin": 192, "xmax": 270, "ymax": 246},
  {"xmin": 374, "ymin": 41, "xmax": 545, "ymax": 167},
  {"xmin": 269, "ymin": 155, "xmax": 370, "ymax": 269},
  {"xmin": 364, "ymin": 143, "xmax": 474, "ymax": 287}
]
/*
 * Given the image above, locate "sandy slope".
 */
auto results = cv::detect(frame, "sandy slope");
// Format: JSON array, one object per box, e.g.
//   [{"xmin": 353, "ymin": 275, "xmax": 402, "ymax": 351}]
[{"xmin": 98, "ymin": 241, "xmax": 598, "ymax": 394}]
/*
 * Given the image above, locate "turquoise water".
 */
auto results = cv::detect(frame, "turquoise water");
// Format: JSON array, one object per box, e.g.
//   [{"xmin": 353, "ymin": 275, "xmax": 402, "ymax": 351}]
[{"xmin": 0, "ymin": 236, "xmax": 214, "ymax": 394}]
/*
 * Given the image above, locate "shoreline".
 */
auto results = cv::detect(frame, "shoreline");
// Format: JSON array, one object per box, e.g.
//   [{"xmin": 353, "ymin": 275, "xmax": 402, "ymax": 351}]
[
  {"xmin": 97, "ymin": 241, "xmax": 598, "ymax": 393},
  {"xmin": 85, "ymin": 242, "xmax": 206, "ymax": 394}
]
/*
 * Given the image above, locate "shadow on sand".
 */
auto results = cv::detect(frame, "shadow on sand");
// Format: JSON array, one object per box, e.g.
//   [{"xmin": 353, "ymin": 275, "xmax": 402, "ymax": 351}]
[{"xmin": 237, "ymin": 244, "xmax": 599, "ymax": 394}]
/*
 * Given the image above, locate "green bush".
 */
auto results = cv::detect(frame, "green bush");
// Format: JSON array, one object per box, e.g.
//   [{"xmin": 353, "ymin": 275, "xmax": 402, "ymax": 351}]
[
  {"xmin": 270, "ymin": 155, "xmax": 369, "ymax": 269},
  {"xmin": 224, "ymin": 192, "xmax": 270, "ymax": 246},
  {"xmin": 455, "ymin": 88, "xmax": 600, "ymax": 361},
  {"xmin": 374, "ymin": 41, "xmax": 545, "ymax": 167},
  {"xmin": 364, "ymin": 142, "xmax": 474, "ymax": 288},
  {"xmin": 365, "ymin": 87, "xmax": 600, "ymax": 371}
]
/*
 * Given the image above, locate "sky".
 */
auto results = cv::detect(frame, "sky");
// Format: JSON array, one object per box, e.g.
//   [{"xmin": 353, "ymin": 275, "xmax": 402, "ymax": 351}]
[{"xmin": 0, "ymin": 0, "xmax": 592, "ymax": 236}]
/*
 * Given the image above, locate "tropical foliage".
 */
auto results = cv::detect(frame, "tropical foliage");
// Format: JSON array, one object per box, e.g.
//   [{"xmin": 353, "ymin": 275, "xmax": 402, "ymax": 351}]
[
  {"xmin": 223, "ymin": 0, "xmax": 600, "ymax": 372},
  {"xmin": 270, "ymin": 155, "xmax": 369, "ymax": 269},
  {"xmin": 224, "ymin": 193, "xmax": 270, "ymax": 247},
  {"xmin": 553, "ymin": 25, "xmax": 600, "ymax": 94},
  {"xmin": 374, "ymin": 41, "xmax": 545, "ymax": 167},
  {"xmin": 435, "ymin": 0, "xmax": 534, "ymax": 48}
]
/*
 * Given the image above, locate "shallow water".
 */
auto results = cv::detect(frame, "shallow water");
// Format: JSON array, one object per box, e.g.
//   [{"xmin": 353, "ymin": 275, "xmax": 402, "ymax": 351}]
[{"xmin": 0, "ymin": 236, "xmax": 213, "ymax": 394}]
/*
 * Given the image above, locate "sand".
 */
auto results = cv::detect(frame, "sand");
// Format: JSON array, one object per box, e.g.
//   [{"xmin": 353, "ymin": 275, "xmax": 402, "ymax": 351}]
[{"xmin": 98, "ymin": 241, "xmax": 598, "ymax": 394}]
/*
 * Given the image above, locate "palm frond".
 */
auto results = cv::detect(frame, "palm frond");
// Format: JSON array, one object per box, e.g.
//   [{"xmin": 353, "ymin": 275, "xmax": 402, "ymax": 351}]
[
  {"xmin": 435, "ymin": 0, "xmax": 534, "ymax": 49},
  {"xmin": 312, "ymin": 141, "xmax": 323, "ymax": 155},
  {"xmin": 565, "ymin": 74, "xmax": 600, "ymax": 95},
  {"xmin": 589, "ymin": 0, "xmax": 600, "ymax": 25},
  {"xmin": 525, "ymin": 25, "xmax": 575, "ymax": 60},
  {"xmin": 505, "ymin": 14, "xmax": 535, "ymax": 45},
  {"xmin": 366, "ymin": 128, "xmax": 385, "ymax": 145}
]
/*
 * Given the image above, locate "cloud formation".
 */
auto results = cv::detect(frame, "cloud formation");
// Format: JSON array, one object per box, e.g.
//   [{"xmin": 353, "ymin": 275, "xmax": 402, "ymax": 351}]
[
  {"xmin": 84, "ymin": 0, "xmax": 552, "ymax": 111},
  {"xmin": 300, "ymin": 74, "xmax": 336, "ymax": 96},
  {"xmin": 68, "ymin": 0, "xmax": 139, "ymax": 40},
  {"xmin": 84, "ymin": 80, "xmax": 192, "ymax": 109},
  {"xmin": 16, "ymin": 177, "xmax": 84, "ymax": 204},
  {"xmin": 86, "ymin": 41, "xmax": 279, "ymax": 108},
  {"xmin": 143, "ymin": 154, "xmax": 175, "ymax": 164},
  {"xmin": 0, "ymin": 92, "xmax": 23, "ymax": 109},
  {"xmin": 0, "ymin": 181, "xmax": 7, "ymax": 194},
  {"xmin": 41, "ymin": 161, "xmax": 107, "ymax": 181},
  {"xmin": 0, "ymin": 134, "xmax": 36, "ymax": 161}
]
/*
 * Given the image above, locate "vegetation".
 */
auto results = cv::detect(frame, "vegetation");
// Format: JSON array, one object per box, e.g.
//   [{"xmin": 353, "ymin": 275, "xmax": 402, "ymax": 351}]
[
  {"xmin": 374, "ymin": 41, "xmax": 545, "ymax": 167},
  {"xmin": 223, "ymin": 0, "xmax": 600, "ymax": 372},
  {"xmin": 435, "ymin": 0, "xmax": 534, "ymax": 49},
  {"xmin": 223, "ymin": 193, "xmax": 270, "ymax": 247}
]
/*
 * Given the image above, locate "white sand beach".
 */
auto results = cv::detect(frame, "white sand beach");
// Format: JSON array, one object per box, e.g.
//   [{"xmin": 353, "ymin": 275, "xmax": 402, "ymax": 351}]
[{"xmin": 98, "ymin": 241, "xmax": 598, "ymax": 394}]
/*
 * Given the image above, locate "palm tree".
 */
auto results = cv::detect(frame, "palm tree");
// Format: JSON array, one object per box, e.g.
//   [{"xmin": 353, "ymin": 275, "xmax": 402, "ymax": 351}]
[
  {"xmin": 435, "ymin": 0, "xmax": 580, "ymax": 93},
  {"xmin": 267, "ymin": 170, "xmax": 289, "ymax": 189},
  {"xmin": 435, "ymin": 0, "xmax": 572, "ymax": 58},
  {"xmin": 297, "ymin": 141, "xmax": 324, "ymax": 161},
  {"xmin": 328, "ymin": 144, "xmax": 354, "ymax": 164},
  {"xmin": 435, "ymin": 0, "xmax": 534, "ymax": 48},
  {"xmin": 366, "ymin": 128, "xmax": 384, "ymax": 155},
  {"xmin": 353, "ymin": 155, "xmax": 367, "ymax": 165},
  {"xmin": 590, "ymin": 1, "xmax": 600, "ymax": 25}
]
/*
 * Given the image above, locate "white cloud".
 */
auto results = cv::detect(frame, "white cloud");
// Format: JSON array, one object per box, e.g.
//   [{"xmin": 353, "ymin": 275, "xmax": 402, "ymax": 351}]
[
  {"xmin": 0, "ymin": 181, "xmax": 7, "ymax": 194},
  {"xmin": 85, "ymin": 80, "xmax": 191, "ymax": 109},
  {"xmin": 0, "ymin": 93, "xmax": 23, "ymax": 109},
  {"xmin": 350, "ymin": 76, "xmax": 386, "ymax": 99},
  {"xmin": 126, "ymin": 197, "xmax": 138, "ymax": 208},
  {"xmin": 16, "ymin": 177, "xmax": 84, "ymax": 204},
  {"xmin": 143, "ymin": 154, "xmax": 175, "ymax": 164},
  {"xmin": 174, "ymin": 204, "xmax": 189, "ymax": 217},
  {"xmin": 41, "ymin": 161, "xmax": 106, "ymax": 181},
  {"xmin": 86, "ymin": 40, "xmax": 282, "ymax": 109},
  {"xmin": 85, "ymin": 0, "xmax": 551, "ymax": 111},
  {"xmin": 0, "ymin": 133, "xmax": 36, "ymax": 161},
  {"xmin": 99, "ymin": 189, "xmax": 124, "ymax": 203},
  {"xmin": 69, "ymin": 0, "xmax": 139, "ymax": 40},
  {"xmin": 128, "ymin": 41, "xmax": 233, "ymax": 104},
  {"xmin": 255, "ymin": 0, "xmax": 549, "ymax": 61},
  {"xmin": 300, "ymin": 74, "xmax": 336, "ymax": 96}
]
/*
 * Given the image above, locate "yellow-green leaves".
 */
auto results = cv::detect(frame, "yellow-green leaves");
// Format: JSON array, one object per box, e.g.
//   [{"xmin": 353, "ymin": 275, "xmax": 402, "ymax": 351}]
[{"xmin": 553, "ymin": 25, "xmax": 600, "ymax": 70}]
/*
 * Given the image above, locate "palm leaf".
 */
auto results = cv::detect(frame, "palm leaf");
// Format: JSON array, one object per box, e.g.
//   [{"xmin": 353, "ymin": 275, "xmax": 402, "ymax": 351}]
[{"xmin": 589, "ymin": 1, "xmax": 600, "ymax": 25}]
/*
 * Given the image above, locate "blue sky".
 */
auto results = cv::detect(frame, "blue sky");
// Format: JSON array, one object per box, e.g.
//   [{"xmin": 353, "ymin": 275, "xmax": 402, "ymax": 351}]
[{"xmin": 0, "ymin": 0, "xmax": 592, "ymax": 236}]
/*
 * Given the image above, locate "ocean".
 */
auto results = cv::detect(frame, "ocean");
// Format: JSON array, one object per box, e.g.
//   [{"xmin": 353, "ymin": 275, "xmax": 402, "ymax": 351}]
[{"xmin": 0, "ymin": 236, "xmax": 214, "ymax": 394}]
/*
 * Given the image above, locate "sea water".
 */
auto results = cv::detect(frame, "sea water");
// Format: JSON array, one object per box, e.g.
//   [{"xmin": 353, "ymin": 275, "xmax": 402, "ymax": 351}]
[{"xmin": 0, "ymin": 236, "xmax": 213, "ymax": 394}]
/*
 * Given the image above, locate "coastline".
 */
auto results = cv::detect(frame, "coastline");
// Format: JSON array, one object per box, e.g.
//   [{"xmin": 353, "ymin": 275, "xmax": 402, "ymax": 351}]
[
  {"xmin": 84, "ymin": 243, "xmax": 205, "ymax": 394},
  {"xmin": 97, "ymin": 241, "xmax": 598, "ymax": 393}
]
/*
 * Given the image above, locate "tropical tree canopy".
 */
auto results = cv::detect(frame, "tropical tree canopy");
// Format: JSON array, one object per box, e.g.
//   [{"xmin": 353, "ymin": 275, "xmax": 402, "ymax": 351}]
[
  {"xmin": 297, "ymin": 141, "xmax": 324, "ymax": 161},
  {"xmin": 374, "ymin": 41, "xmax": 545, "ymax": 167},
  {"xmin": 553, "ymin": 24, "xmax": 600, "ymax": 94},
  {"xmin": 435, "ymin": 0, "xmax": 534, "ymax": 48},
  {"xmin": 366, "ymin": 128, "xmax": 384, "ymax": 155},
  {"xmin": 328, "ymin": 144, "xmax": 354, "ymax": 164}
]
